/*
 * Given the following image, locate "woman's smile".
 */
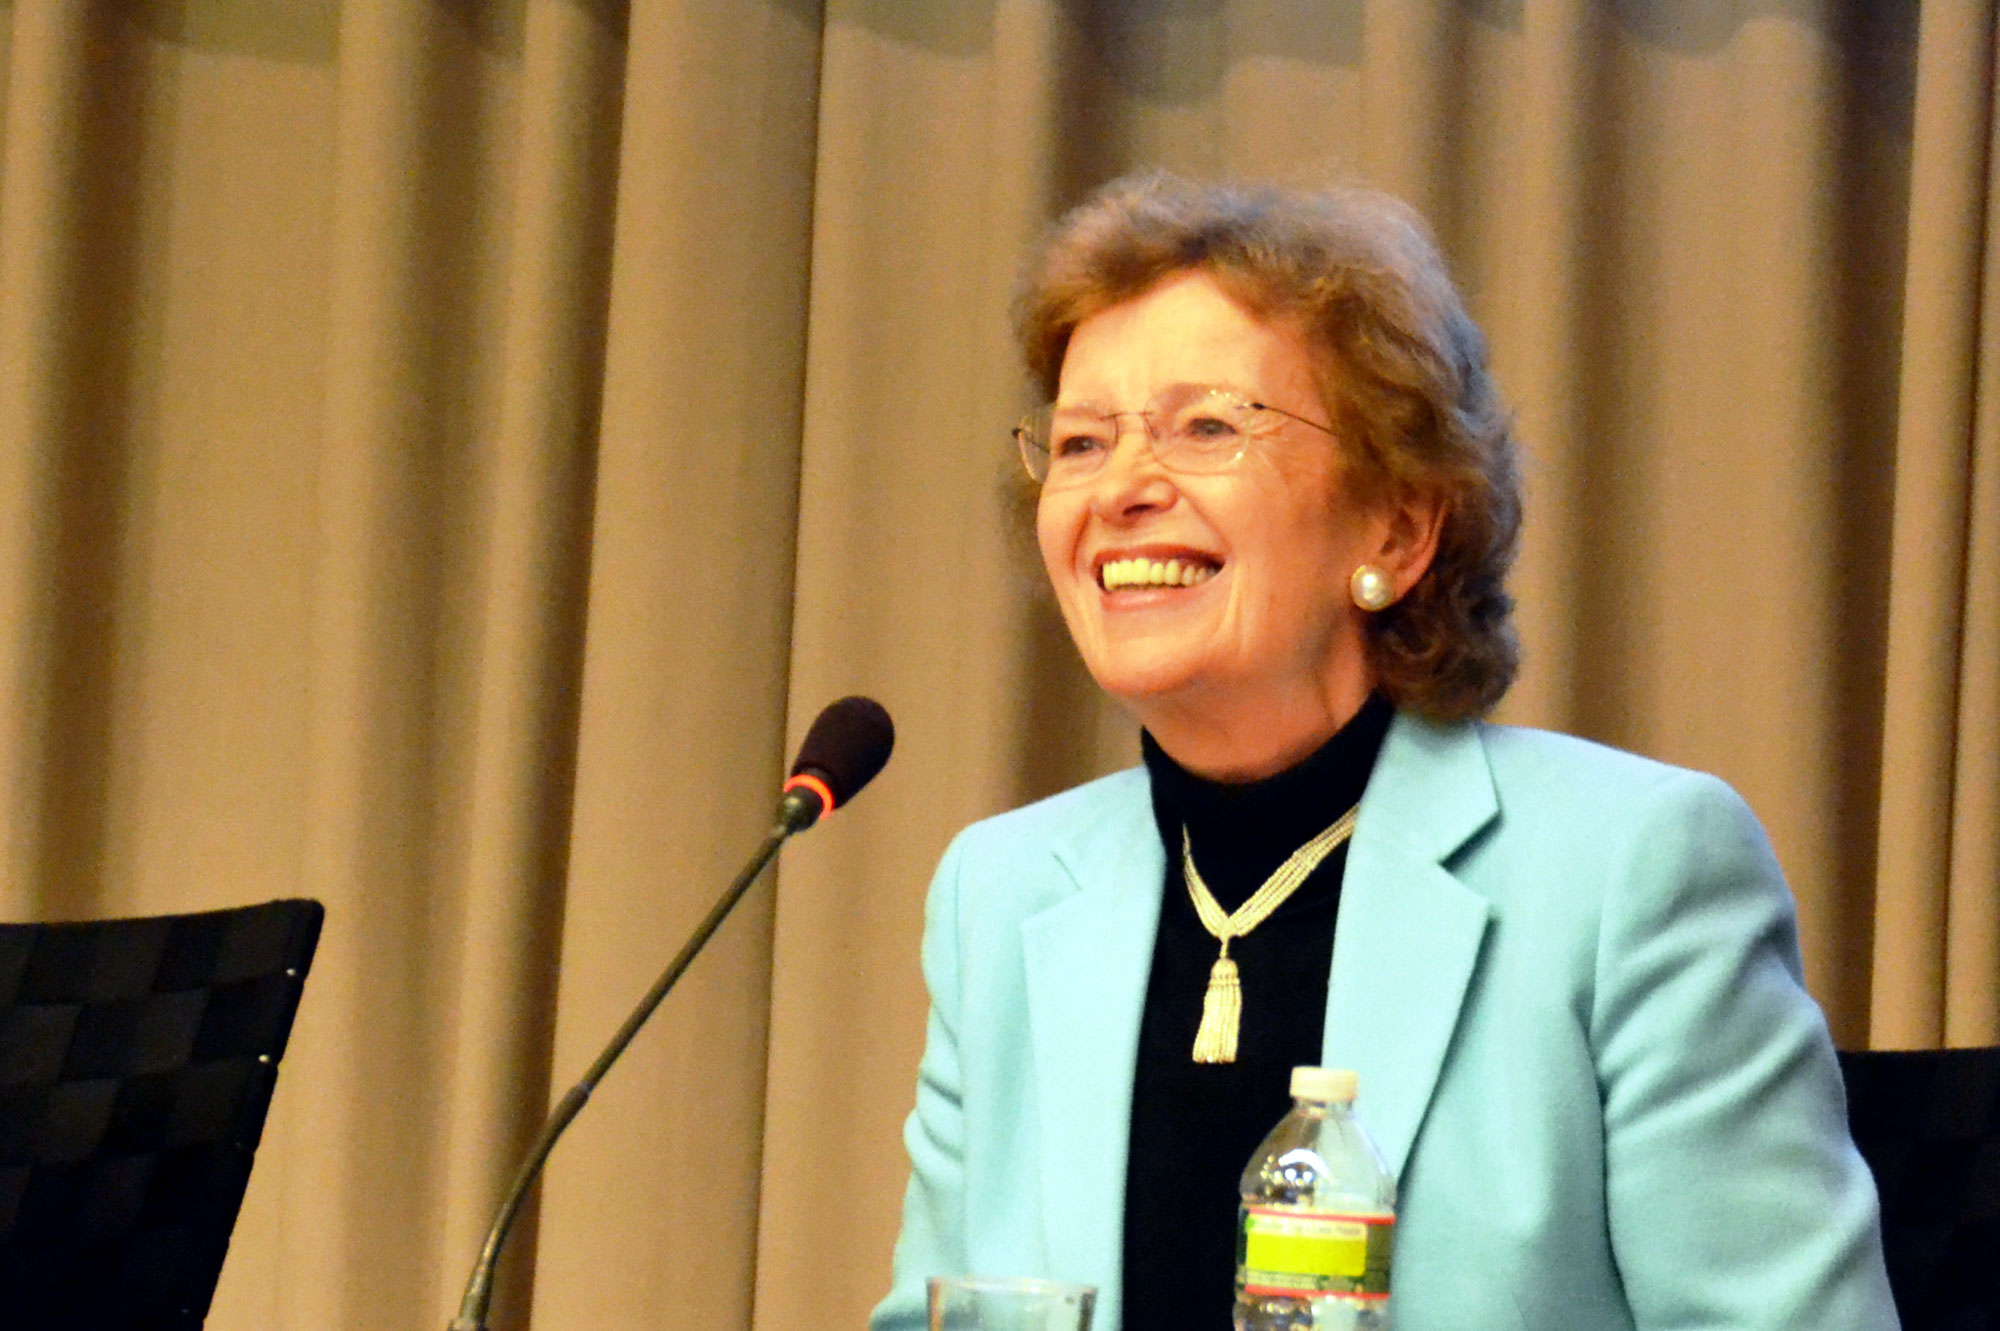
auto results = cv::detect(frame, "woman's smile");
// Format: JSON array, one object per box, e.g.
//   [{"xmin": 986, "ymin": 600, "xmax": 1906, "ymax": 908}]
[{"xmin": 1093, "ymin": 546, "xmax": 1224, "ymax": 594}]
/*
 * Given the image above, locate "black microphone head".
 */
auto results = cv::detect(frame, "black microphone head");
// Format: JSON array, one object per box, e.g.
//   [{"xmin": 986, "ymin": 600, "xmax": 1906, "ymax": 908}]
[{"xmin": 788, "ymin": 696, "xmax": 895, "ymax": 812}]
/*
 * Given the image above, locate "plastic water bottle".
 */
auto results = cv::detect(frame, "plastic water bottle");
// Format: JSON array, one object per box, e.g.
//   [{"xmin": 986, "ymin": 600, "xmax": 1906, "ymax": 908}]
[{"xmin": 1234, "ymin": 1067, "xmax": 1396, "ymax": 1330}]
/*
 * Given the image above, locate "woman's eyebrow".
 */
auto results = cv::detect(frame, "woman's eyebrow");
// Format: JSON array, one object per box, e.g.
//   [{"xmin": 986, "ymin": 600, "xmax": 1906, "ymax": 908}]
[{"xmin": 1052, "ymin": 382, "xmax": 1244, "ymax": 413}]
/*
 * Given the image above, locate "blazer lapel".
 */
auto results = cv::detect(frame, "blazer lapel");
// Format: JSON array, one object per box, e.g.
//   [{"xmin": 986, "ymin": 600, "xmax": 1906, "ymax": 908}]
[
  {"xmin": 1323, "ymin": 716, "xmax": 1497, "ymax": 1180},
  {"xmin": 1021, "ymin": 775, "xmax": 1163, "ymax": 1295}
]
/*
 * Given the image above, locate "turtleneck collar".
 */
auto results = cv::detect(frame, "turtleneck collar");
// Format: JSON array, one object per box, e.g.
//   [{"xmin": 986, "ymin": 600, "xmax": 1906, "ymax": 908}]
[{"xmin": 1141, "ymin": 693, "xmax": 1393, "ymax": 912}]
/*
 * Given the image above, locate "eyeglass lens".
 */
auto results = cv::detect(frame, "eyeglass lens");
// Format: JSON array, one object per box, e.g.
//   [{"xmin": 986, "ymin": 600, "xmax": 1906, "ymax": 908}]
[{"xmin": 1018, "ymin": 386, "xmax": 1262, "ymax": 485}]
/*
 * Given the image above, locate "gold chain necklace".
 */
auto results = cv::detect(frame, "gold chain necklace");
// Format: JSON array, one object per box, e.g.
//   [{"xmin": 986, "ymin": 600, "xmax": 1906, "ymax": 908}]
[{"xmin": 1181, "ymin": 803, "xmax": 1359, "ymax": 1064}]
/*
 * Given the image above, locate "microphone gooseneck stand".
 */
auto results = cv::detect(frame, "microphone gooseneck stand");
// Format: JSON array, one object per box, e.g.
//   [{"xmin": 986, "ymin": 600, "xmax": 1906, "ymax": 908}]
[{"xmin": 447, "ymin": 787, "xmax": 826, "ymax": 1331}]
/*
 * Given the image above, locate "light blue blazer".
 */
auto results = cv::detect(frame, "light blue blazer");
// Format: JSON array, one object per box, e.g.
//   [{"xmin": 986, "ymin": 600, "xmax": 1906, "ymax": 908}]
[{"xmin": 872, "ymin": 714, "xmax": 1897, "ymax": 1330}]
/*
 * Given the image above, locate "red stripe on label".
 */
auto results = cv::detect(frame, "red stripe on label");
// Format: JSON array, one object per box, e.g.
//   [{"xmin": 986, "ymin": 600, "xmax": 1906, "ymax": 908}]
[{"xmin": 1243, "ymin": 1205, "xmax": 1395, "ymax": 1226}]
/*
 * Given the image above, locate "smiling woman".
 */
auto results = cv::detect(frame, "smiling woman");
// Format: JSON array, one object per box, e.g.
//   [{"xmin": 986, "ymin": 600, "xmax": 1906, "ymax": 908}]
[{"xmin": 870, "ymin": 174, "xmax": 1897, "ymax": 1331}]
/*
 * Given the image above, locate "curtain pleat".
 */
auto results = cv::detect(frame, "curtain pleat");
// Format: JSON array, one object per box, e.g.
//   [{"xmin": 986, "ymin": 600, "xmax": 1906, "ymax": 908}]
[
  {"xmin": 1945, "ymin": 8, "xmax": 2000, "ymax": 1049},
  {"xmin": 0, "ymin": 2, "xmax": 163, "ymax": 924},
  {"xmin": 1952, "ymin": 251, "xmax": 2000, "ymax": 1041},
  {"xmin": 0, "ymin": 0, "xmax": 90, "ymax": 916},
  {"xmin": 1871, "ymin": 0, "xmax": 1995, "ymax": 1050},
  {"xmin": 432, "ymin": 4, "xmax": 623, "ymax": 1326},
  {"xmin": 525, "ymin": 1, "xmax": 819, "ymax": 1325},
  {"xmin": 1488, "ymin": 0, "xmax": 1595, "ymax": 731},
  {"xmin": 0, "ymin": 3, "xmax": 1989, "ymax": 1329},
  {"xmin": 292, "ymin": 4, "xmax": 461, "ymax": 1323}
]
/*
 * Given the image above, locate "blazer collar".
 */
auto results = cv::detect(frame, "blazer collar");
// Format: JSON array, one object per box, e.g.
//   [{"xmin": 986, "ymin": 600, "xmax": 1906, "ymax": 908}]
[{"xmin": 1018, "ymin": 717, "xmax": 1497, "ymax": 1312}]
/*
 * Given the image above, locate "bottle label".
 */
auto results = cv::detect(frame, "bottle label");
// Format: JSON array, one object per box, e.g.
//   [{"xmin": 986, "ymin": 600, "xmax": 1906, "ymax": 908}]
[{"xmin": 1237, "ymin": 1205, "xmax": 1393, "ymax": 1299}]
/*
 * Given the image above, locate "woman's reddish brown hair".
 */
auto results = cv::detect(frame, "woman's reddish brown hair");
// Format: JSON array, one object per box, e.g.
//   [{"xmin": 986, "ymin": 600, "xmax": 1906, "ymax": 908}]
[{"xmin": 1015, "ymin": 172, "xmax": 1523, "ymax": 720}]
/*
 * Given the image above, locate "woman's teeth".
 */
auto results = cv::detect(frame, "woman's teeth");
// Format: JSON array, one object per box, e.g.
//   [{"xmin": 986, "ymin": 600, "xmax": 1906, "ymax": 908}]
[{"xmin": 1099, "ymin": 556, "xmax": 1218, "ymax": 591}]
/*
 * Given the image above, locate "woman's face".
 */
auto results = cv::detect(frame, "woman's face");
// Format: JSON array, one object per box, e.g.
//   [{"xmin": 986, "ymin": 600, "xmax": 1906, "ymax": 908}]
[{"xmin": 1036, "ymin": 270, "xmax": 1395, "ymax": 760}]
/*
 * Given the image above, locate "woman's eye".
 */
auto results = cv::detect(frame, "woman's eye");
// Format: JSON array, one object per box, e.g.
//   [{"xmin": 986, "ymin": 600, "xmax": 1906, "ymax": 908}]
[
  {"xmin": 1177, "ymin": 413, "xmax": 1242, "ymax": 443},
  {"xmin": 1051, "ymin": 430, "xmax": 1111, "ymax": 460}
]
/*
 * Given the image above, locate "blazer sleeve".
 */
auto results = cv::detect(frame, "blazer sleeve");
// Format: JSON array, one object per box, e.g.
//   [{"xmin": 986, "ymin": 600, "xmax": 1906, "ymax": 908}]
[
  {"xmin": 1591, "ymin": 770, "xmax": 1898, "ymax": 1329},
  {"xmin": 870, "ymin": 831, "xmax": 971, "ymax": 1331}
]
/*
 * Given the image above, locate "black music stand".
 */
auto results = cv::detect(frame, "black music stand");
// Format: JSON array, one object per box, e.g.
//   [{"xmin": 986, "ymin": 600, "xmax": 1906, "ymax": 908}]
[{"xmin": 0, "ymin": 898, "xmax": 323, "ymax": 1330}]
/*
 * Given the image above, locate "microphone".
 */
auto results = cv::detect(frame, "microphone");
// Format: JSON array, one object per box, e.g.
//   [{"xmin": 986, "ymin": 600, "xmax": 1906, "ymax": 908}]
[
  {"xmin": 778, "ymin": 695, "xmax": 895, "ymax": 831},
  {"xmin": 448, "ymin": 698, "xmax": 895, "ymax": 1331}
]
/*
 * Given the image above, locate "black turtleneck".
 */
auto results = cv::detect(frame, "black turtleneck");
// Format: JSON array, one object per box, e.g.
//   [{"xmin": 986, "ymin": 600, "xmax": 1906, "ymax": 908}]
[{"xmin": 1120, "ymin": 694, "xmax": 1393, "ymax": 1331}]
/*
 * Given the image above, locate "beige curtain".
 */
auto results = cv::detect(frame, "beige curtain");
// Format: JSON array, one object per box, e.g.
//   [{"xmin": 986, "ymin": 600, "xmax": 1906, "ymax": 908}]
[
  {"xmin": 1870, "ymin": 0, "xmax": 2000, "ymax": 1050},
  {"xmin": 0, "ymin": 2, "xmax": 1991, "ymax": 1329}
]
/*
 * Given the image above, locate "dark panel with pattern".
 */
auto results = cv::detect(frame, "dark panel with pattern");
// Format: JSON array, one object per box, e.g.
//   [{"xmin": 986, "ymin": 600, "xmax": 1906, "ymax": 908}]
[{"xmin": 0, "ymin": 899, "xmax": 323, "ymax": 1330}]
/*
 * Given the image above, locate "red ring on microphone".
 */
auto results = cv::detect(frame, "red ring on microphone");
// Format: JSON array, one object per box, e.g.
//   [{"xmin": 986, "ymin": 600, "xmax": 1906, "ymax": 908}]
[{"xmin": 782, "ymin": 772, "xmax": 837, "ymax": 821}]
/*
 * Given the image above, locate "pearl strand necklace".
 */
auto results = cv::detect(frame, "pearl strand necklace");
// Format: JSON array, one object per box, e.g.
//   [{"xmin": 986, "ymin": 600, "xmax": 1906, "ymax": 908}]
[{"xmin": 1181, "ymin": 803, "xmax": 1359, "ymax": 1063}]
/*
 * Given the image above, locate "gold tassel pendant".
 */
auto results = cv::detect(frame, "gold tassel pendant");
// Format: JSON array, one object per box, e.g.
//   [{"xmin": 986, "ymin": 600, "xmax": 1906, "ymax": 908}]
[
  {"xmin": 1180, "ymin": 806, "xmax": 1356, "ymax": 1066},
  {"xmin": 1192, "ymin": 951, "xmax": 1242, "ymax": 1063}
]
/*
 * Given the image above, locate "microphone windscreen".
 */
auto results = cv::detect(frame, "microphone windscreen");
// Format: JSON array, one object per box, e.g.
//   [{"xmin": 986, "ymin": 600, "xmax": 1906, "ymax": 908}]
[{"xmin": 789, "ymin": 696, "xmax": 895, "ymax": 811}]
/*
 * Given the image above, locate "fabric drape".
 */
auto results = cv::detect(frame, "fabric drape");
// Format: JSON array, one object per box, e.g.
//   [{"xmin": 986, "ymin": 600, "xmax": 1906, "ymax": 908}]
[
  {"xmin": 0, "ymin": 3, "xmax": 1990, "ymax": 1330},
  {"xmin": 1871, "ymin": 0, "xmax": 2000, "ymax": 1051}
]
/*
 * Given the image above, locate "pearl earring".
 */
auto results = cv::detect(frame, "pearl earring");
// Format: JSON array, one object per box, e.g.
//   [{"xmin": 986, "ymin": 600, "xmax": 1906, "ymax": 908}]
[{"xmin": 1350, "ymin": 564, "xmax": 1395, "ymax": 611}]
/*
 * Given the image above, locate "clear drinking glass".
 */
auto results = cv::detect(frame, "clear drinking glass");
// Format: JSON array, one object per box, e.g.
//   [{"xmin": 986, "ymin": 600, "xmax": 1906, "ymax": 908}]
[{"xmin": 926, "ymin": 1275, "xmax": 1096, "ymax": 1331}]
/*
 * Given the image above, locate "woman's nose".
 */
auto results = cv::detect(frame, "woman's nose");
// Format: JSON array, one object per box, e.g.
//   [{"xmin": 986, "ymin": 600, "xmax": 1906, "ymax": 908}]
[{"xmin": 1088, "ymin": 429, "xmax": 1177, "ymax": 519}]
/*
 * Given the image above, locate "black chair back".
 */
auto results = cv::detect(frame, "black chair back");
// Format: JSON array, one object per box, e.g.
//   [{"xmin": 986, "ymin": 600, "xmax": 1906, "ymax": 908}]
[
  {"xmin": 0, "ymin": 898, "xmax": 323, "ymax": 1330},
  {"xmin": 1839, "ymin": 1045, "xmax": 2000, "ymax": 1331}
]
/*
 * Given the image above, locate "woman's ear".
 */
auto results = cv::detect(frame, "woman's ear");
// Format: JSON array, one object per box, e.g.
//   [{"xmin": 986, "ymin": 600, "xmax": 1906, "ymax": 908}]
[{"xmin": 1370, "ymin": 486, "xmax": 1447, "ymax": 598}]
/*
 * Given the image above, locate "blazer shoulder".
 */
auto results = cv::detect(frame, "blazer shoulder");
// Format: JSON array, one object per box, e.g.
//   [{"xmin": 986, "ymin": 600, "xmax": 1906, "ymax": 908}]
[
  {"xmin": 931, "ymin": 767, "xmax": 1160, "ymax": 932},
  {"xmin": 927, "ymin": 766, "xmax": 1159, "ymax": 964},
  {"xmin": 1476, "ymin": 722, "xmax": 1747, "ymax": 812},
  {"xmin": 1460, "ymin": 723, "xmax": 1770, "ymax": 886},
  {"xmin": 951, "ymin": 765, "xmax": 1151, "ymax": 857}
]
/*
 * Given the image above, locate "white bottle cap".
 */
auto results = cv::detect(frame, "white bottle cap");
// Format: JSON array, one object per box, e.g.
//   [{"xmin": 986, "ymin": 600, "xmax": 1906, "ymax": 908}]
[{"xmin": 1291, "ymin": 1066, "xmax": 1358, "ymax": 1103}]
